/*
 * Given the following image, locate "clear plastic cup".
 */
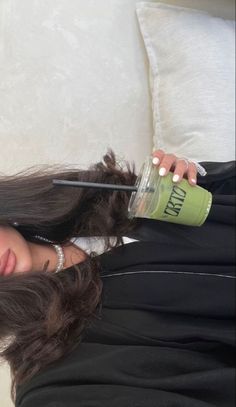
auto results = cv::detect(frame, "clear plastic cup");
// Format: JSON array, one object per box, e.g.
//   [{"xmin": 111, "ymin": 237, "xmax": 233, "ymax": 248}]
[{"xmin": 128, "ymin": 156, "xmax": 212, "ymax": 226}]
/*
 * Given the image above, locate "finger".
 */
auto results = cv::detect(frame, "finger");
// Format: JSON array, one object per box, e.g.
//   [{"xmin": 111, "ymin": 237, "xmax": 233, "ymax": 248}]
[
  {"xmin": 172, "ymin": 159, "xmax": 188, "ymax": 183},
  {"xmin": 187, "ymin": 162, "xmax": 198, "ymax": 186},
  {"xmin": 158, "ymin": 153, "xmax": 176, "ymax": 176},
  {"xmin": 152, "ymin": 149, "xmax": 165, "ymax": 167}
]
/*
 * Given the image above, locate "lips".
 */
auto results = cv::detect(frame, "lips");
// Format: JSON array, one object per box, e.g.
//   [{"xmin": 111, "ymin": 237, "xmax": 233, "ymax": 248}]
[{"xmin": 0, "ymin": 249, "xmax": 17, "ymax": 275}]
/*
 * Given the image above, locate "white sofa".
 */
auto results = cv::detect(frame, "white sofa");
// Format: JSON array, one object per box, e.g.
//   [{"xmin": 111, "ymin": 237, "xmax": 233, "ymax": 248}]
[{"xmin": 0, "ymin": 0, "xmax": 235, "ymax": 176}]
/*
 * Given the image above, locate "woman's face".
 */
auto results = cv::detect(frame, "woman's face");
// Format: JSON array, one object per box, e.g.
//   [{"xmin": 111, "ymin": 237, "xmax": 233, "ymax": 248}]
[{"xmin": 0, "ymin": 226, "xmax": 33, "ymax": 276}]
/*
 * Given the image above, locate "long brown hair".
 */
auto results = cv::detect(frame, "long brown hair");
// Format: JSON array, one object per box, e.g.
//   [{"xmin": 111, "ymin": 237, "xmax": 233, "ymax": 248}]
[{"xmin": 0, "ymin": 148, "xmax": 139, "ymax": 402}]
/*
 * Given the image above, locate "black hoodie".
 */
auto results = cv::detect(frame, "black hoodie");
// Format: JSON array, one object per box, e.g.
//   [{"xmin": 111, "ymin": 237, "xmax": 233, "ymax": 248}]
[{"xmin": 16, "ymin": 161, "xmax": 236, "ymax": 407}]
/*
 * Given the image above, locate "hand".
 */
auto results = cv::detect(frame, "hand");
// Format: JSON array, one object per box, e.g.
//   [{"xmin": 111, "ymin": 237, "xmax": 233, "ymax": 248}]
[{"xmin": 152, "ymin": 149, "xmax": 197, "ymax": 186}]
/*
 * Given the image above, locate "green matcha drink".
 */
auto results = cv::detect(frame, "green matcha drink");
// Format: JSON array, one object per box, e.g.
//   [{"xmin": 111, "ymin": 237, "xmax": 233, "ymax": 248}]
[{"xmin": 128, "ymin": 156, "xmax": 212, "ymax": 226}]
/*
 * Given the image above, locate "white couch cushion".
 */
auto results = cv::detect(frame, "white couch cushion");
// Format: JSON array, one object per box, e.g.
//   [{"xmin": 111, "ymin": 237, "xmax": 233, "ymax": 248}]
[
  {"xmin": 0, "ymin": 0, "xmax": 153, "ymax": 174},
  {"xmin": 136, "ymin": 2, "xmax": 235, "ymax": 162}
]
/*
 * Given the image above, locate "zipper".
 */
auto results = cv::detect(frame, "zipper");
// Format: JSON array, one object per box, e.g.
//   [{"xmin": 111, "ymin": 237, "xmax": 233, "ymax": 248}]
[{"xmin": 101, "ymin": 270, "xmax": 235, "ymax": 279}]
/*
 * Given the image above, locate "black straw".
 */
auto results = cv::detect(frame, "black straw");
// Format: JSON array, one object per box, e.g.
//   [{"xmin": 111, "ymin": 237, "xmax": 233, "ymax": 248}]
[{"xmin": 53, "ymin": 179, "xmax": 138, "ymax": 192}]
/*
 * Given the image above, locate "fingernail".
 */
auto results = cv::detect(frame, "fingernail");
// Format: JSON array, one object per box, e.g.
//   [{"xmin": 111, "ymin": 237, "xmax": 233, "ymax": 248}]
[
  {"xmin": 159, "ymin": 167, "xmax": 166, "ymax": 176},
  {"xmin": 191, "ymin": 178, "xmax": 196, "ymax": 184},
  {"xmin": 172, "ymin": 174, "xmax": 180, "ymax": 182},
  {"xmin": 152, "ymin": 157, "xmax": 159, "ymax": 165}
]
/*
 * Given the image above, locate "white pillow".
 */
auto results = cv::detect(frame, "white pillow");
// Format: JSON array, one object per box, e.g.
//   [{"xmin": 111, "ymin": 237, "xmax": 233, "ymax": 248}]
[{"xmin": 136, "ymin": 2, "xmax": 235, "ymax": 162}]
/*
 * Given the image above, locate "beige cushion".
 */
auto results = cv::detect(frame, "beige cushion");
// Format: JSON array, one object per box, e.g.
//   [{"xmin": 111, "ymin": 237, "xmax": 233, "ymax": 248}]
[{"xmin": 151, "ymin": 0, "xmax": 235, "ymax": 20}]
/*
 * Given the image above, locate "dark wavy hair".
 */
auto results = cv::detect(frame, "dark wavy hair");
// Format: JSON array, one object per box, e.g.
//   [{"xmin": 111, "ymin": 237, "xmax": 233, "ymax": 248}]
[{"xmin": 0, "ymin": 148, "xmax": 139, "ymax": 402}]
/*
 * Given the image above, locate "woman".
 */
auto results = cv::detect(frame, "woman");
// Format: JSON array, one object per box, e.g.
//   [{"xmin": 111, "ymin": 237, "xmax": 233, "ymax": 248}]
[{"xmin": 0, "ymin": 149, "xmax": 235, "ymax": 407}]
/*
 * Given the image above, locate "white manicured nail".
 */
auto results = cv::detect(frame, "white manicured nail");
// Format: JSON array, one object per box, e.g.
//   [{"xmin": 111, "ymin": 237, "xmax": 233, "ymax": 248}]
[
  {"xmin": 172, "ymin": 174, "xmax": 180, "ymax": 182},
  {"xmin": 159, "ymin": 167, "xmax": 166, "ymax": 176},
  {"xmin": 152, "ymin": 157, "xmax": 159, "ymax": 165}
]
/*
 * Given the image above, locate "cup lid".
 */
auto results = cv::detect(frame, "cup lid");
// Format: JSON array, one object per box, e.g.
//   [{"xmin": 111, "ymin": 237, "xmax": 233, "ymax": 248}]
[{"xmin": 128, "ymin": 156, "xmax": 153, "ymax": 217}]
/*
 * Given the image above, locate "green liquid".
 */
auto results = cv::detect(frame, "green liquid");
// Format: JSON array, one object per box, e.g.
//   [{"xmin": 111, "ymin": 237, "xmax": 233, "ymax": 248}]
[{"xmin": 149, "ymin": 173, "xmax": 212, "ymax": 226}]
